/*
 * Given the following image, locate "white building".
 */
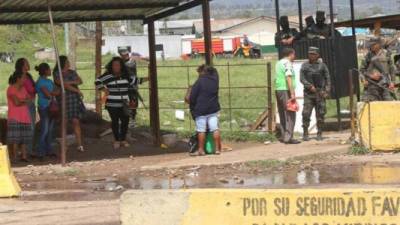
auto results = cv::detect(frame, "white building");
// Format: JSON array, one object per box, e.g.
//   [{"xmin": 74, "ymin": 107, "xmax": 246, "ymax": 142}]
[
  {"xmin": 196, "ymin": 16, "xmax": 300, "ymax": 47},
  {"xmin": 102, "ymin": 35, "xmax": 182, "ymax": 59}
]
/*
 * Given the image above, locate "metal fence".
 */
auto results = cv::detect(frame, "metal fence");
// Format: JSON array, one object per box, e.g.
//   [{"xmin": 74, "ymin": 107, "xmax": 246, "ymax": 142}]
[{"xmin": 77, "ymin": 62, "xmax": 274, "ymax": 133}]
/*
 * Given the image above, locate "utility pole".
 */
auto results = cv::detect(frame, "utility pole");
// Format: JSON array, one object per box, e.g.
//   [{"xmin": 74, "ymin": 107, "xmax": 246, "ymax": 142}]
[
  {"xmin": 68, "ymin": 23, "xmax": 77, "ymax": 70},
  {"xmin": 64, "ymin": 23, "xmax": 69, "ymax": 55},
  {"xmin": 95, "ymin": 21, "xmax": 103, "ymax": 116}
]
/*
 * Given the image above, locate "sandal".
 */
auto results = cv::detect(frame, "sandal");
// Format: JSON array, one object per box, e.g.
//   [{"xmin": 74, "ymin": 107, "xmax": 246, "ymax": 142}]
[
  {"xmin": 190, "ymin": 151, "xmax": 206, "ymax": 157},
  {"xmin": 215, "ymin": 150, "xmax": 221, "ymax": 155},
  {"xmin": 113, "ymin": 142, "xmax": 121, "ymax": 150},
  {"xmin": 121, "ymin": 141, "xmax": 130, "ymax": 148},
  {"xmin": 77, "ymin": 146, "xmax": 85, "ymax": 152}
]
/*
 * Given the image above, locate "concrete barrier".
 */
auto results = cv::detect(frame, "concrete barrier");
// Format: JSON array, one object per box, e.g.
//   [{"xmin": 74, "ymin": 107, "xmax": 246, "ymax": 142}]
[
  {"xmin": 0, "ymin": 145, "xmax": 21, "ymax": 197},
  {"xmin": 121, "ymin": 189, "xmax": 400, "ymax": 225},
  {"xmin": 358, "ymin": 101, "xmax": 400, "ymax": 151}
]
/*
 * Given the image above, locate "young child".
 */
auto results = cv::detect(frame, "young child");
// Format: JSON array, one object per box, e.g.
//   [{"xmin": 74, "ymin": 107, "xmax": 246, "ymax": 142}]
[{"xmin": 7, "ymin": 72, "xmax": 33, "ymax": 162}]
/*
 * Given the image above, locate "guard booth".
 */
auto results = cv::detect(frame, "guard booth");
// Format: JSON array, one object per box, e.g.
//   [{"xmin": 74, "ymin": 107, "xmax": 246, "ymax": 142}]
[{"xmin": 275, "ymin": 0, "xmax": 360, "ymax": 128}]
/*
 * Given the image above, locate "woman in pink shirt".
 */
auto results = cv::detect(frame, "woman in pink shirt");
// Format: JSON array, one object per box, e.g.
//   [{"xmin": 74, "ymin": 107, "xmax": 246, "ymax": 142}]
[
  {"xmin": 7, "ymin": 72, "xmax": 33, "ymax": 162},
  {"xmin": 15, "ymin": 58, "xmax": 36, "ymax": 157}
]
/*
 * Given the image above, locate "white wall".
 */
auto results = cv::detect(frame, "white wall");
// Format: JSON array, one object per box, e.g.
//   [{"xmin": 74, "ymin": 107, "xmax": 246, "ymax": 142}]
[
  {"xmin": 218, "ymin": 19, "xmax": 296, "ymax": 46},
  {"xmin": 102, "ymin": 35, "xmax": 183, "ymax": 59}
]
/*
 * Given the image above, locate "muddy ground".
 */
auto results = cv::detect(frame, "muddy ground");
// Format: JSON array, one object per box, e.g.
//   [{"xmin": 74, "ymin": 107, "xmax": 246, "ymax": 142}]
[{"xmin": 2, "ymin": 131, "xmax": 400, "ymax": 225}]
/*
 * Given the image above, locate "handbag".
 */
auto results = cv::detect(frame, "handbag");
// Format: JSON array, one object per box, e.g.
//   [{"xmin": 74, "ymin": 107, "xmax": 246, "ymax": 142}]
[
  {"xmin": 286, "ymin": 99, "xmax": 299, "ymax": 112},
  {"xmin": 48, "ymin": 97, "xmax": 60, "ymax": 119}
]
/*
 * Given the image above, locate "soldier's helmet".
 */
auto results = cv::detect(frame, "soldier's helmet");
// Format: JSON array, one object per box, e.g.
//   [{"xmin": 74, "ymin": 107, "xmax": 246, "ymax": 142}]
[
  {"xmin": 118, "ymin": 46, "xmax": 131, "ymax": 56},
  {"xmin": 305, "ymin": 16, "xmax": 315, "ymax": 27},
  {"xmin": 308, "ymin": 46, "xmax": 320, "ymax": 55}
]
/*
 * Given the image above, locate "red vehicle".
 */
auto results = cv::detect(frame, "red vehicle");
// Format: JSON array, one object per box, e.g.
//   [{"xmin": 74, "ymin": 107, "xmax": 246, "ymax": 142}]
[{"xmin": 190, "ymin": 37, "xmax": 242, "ymax": 56}]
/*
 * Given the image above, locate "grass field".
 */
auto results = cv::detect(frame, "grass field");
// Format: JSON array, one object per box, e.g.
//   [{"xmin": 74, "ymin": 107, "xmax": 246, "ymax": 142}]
[{"xmin": 0, "ymin": 25, "xmax": 350, "ymax": 135}]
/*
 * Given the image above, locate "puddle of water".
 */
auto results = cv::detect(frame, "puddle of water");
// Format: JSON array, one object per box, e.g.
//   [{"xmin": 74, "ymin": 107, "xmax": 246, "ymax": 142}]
[{"xmin": 20, "ymin": 163, "xmax": 400, "ymax": 201}]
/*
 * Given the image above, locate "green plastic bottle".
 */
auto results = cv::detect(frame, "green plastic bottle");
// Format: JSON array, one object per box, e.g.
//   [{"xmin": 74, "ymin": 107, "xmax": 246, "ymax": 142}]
[{"xmin": 205, "ymin": 133, "xmax": 215, "ymax": 154}]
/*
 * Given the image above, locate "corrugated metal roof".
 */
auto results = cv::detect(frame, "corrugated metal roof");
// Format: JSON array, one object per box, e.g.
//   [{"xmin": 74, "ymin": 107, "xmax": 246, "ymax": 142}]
[
  {"xmin": 335, "ymin": 14, "xmax": 400, "ymax": 30},
  {"xmin": 0, "ymin": 0, "xmax": 196, "ymax": 24}
]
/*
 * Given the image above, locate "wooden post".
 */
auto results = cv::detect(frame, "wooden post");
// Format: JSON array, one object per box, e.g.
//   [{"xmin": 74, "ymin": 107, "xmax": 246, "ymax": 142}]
[
  {"xmin": 95, "ymin": 21, "xmax": 103, "ymax": 116},
  {"xmin": 48, "ymin": 5, "xmax": 67, "ymax": 166},
  {"xmin": 267, "ymin": 62, "xmax": 273, "ymax": 133},
  {"xmin": 202, "ymin": 0, "xmax": 212, "ymax": 65},
  {"xmin": 147, "ymin": 20, "xmax": 161, "ymax": 146},
  {"xmin": 68, "ymin": 23, "xmax": 77, "ymax": 70}
]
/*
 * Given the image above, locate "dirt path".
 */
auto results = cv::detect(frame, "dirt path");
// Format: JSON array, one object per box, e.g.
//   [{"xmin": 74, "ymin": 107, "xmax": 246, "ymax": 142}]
[
  {"xmin": 0, "ymin": 197, "xmax": 119, "ymax": 225},
  {"xmin": 4, "ymin": 131, "xmax": 400, "ymax": 225},
  {"xmin": 142, "ymin": 132, "xmax": 350, "ymax": 169}
]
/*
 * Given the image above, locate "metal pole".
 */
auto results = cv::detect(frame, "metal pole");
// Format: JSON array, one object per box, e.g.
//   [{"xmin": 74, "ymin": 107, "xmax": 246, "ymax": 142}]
[
  {"xmin": 329, "ymin": 0, "xmax": 335, "ymax": 37},
  {"xmin": 350, "ymin": 0, "xmax": 361, "ymax": 101},
  {"xmin": 202, "ymin": 0, "xmax": 212, "ymax": 65},
  {"xmin": 147, "ymin": 19, "xmax": 161, "ymax": 146},
  {"xmin": 48, "ymin": 3, "xmax": 67, "ymax": 166},
  {"xmin": 349, "ymin": 69, "xmax": 355, "ymax": 140},
  {"xmin": 186, "ymin": 65, "xmax": 192, "ymax": 131},
  {"xmin": 267, "ymin": 62, "xmax": 273, "ymax": 133},
  {"xmin": 275, "ymin": 0, "xmax": 280, "ymax": 33},
  {"xmin": 298, "ymin": 0, "xmax": 303, "ymax": 32},
  {"xmin": 329, "ymin": 0, "xmax": 342, "ymax": 131},
  {"xmin": 350, "ymin": 0, "xmax": 356, "ymax": 37},
  {"xmin": 227, "ymin": 63, "xmax": 233, "ymax": 131},
  {"xmin": 95, "ymin": 21, "xmax": 103, "ymax": 117}
]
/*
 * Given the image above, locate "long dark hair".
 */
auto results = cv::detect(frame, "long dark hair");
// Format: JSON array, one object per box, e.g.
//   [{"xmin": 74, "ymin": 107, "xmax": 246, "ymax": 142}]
[
  {"xmin": 53, "ymin": 55, "xmax": 69, "ymax": 75},
  {"xmin": 9, "ymin": 71, "xmax": 23, "ymax": 85},
  {"xmin": 103, "ymin": 57, "xmax": 128, "ymax": 78},
  {"xmin": 15, "ymin": 58, "xmax": 34, "ymax": 84},
  {"xmin": 35, "ymin": 63, "xmax": 51, "ymax": 77},
  {"xmin": 197, "ymin": 64, "xmax": 218, "ymax": 76}
]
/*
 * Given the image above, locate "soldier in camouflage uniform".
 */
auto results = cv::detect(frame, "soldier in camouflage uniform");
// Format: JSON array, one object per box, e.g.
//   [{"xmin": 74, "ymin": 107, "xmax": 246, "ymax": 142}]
[
  {"xmin": 300, "ymin": 47, "xmax": 331, "ymax": 141},
  {"xmin": 299, "ymin": 16, "xmax": 318, "ymax": 40},
  {"xmin": 360, "ymin": 38, "xmax": 396, "ymax": 101},
  {"xmin": 309, "ymin": 11, "xmax": 341, "ymax": 39},
  {"xmin": 118, "ymin": 47, "xmax": 149, "ymax": 123},
  {"xmin": 275, "ymin": 16, "xmax": 300, "ymax": 47}
]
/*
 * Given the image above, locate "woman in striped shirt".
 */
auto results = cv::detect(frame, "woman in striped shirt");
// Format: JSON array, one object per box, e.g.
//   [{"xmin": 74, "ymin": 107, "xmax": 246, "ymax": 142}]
[{"xmin": 95, "ymin": 57, "xmax": 133, "ymax": 150}]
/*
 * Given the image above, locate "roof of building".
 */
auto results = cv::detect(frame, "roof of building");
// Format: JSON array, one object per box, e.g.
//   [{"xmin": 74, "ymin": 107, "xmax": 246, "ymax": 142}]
[
  {"xmin": 194, "ymin": 16, "xmax": 300, "ymax": 33},
  {"xmin": 0, "ymin": 0, "xmax": 201, "ymax": 24},
  {"xmin": 335, "ymin": 14, "xmax": 400, "ymax": 30}
]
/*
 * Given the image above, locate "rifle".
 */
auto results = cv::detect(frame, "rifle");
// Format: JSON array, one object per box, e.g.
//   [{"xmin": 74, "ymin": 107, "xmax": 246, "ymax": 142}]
[
  {"xmin": 363, "ymin": 76, "xmax": 398, "ymax": 101},
  {"xmin": 364, "ymin": 58, "xmax": 398, "ymax": 100},
  {"xmin": 130, "ymin": 87, "xmax": 147, "ymax": 110}
]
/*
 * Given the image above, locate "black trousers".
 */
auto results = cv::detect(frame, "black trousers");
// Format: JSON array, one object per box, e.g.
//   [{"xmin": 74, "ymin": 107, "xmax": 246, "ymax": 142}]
[{"xmin": 107, "ymin": 107, "xmax": 130, "ymax": 141}]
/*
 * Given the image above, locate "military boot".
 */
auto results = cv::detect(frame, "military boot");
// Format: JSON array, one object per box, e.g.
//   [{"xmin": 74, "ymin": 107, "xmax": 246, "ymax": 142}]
[
  {"xmin": 303, "ymin": 129, "xmax": 310, "ymax": 141},
  {"xmin": 316, "ymin": 131, "xmax": 323, "ymax": 141}
]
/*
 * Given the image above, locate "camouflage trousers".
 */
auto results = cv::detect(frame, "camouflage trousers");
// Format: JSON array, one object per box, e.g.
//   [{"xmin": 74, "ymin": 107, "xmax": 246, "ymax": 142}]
[
  {"xmin": 361, "ymin": 84, "xmax": 393, "ymax": 102},
  {"xmin": 302, "ymin": 95, "xmax": 326, "ymax": 130}
]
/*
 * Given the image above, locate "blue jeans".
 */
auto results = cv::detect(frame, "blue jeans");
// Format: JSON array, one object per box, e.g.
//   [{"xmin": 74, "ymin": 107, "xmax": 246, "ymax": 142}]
[
  {"xmin": 38, "ymin": 107, "xmax": 55, "ymax": 157},
  {"xmin": 28, "ymin": 102, "xmax": 36, "ymax": 154},
  {"xmin": 195, "ymin": 113, "xmax": 219, "ymax": 133}
]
